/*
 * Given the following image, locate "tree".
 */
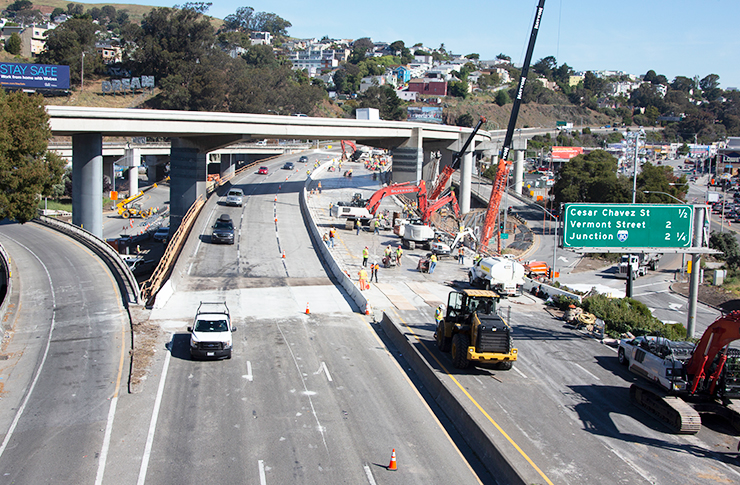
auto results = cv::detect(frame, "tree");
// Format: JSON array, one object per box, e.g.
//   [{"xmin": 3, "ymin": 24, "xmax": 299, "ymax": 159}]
[
  {"xmin": 551, "ymin": 150, "xmax": 629, "ymax": 205},
  {"xmin": 353, "ymin": 37, "xmax": 374, "ymax": 51},
  {"xmin": 66, "ymin": 3, "xmax": 84, "ymax": 16},
  {"xmin": 532, "ymin": 56, "xmax": 557, "ymax": 79},
  {"xmin": 37, "ymin": 17, "xmax": 102, "ymax": 85},
  {"xmin": 700, "ymin": 74, "xmax": 720, "ymax": 91},
  {"xmin": 242, "ymin": 43, "xmax": 277, "ymax": 68},
  {"xmin": 51, "ymin": 7, "xmax": 64, "ymax": 18},
  {"xmin": 356, "ymin": 85, "xmax": 405, "ymax": 120},
  {"xmin": 5, "ymin": 32, "xmax": 21, "ymax": 55},
  {"xmin": 448, "ymin": 80, "xmax": 469, "ymax": 98},
  {"xmin": 671, "ymin": 76, "xmax": 696, "ymax": 92},
  {"xmin": 456, "ymin": 113, "xmax": 474, "ymax": 127},
  {"xmin": 643, "ymin": 70, "xmax": 657, "ymax": 83},
  {"xmin": 495, "ymin": 53, "xmax": 511, "ymax": 63},
  {"xmin": 494, "ymin": 89, "xmax": 510, "ymax": 106},
  {"xmin": 223, "ymin": 6, "xmax": 253, "ymax": 30},
  {"xmin": 583, "ymin": 71, "xmax": 606, "ymax": 95},
  {"xmin": 0, "ymin": 91, "xmax": 64, "ymax": 223},
  {"xmin": 7, "ymin": 0, "xmax": 32, "ymax": 12},
  {"xmin": 252, "ymin": 12, "xmax": 291, "ymax": 37},
  {"xmin": 465, "ymin": 53, "xmax": 480, "ymax": 60}
]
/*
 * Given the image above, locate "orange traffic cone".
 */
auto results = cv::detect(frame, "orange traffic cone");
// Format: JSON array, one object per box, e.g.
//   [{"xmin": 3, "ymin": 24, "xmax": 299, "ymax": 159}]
[
  {"xmin": 387, "ymin": 449, "xmax": 397, "ymax": 471},
  {"xmin": 365, "ymin": 302, "xmax": 371, "ymax": 315},
  {"xmin": 305, "ymin": 302, "xmax": 310, "ymax": 315},
  {"xmin": 282, "ymin": 252, "xmax": 285, "ymax": 259},
  {"xmin": 274, "ymin": 196, "xmax": 277, "ymax": 202}
]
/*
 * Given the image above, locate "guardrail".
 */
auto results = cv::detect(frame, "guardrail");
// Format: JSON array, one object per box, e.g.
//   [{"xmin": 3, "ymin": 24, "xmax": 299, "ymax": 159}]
[
  {"xmin": 35, "ymin": 215, "xmax": 141, "ymax": 306},
  {"xmin": 0, "ymin": 241, "xmax": 12, "ymax": 333}
]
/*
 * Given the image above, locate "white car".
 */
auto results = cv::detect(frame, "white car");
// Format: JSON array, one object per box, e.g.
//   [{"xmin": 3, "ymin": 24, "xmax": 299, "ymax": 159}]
[{"xmin": 225, "ymin": 188, "xmax": 244, "ymax": 207}]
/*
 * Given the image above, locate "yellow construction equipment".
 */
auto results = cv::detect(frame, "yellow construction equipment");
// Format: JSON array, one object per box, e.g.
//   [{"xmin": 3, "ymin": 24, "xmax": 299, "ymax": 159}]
[{"xmin": 116, "ymin": 191, "xmax": 153, "ymax": 219}]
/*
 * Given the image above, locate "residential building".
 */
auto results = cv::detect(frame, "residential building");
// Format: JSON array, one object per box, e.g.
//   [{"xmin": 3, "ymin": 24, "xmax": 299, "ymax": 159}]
[
  {"xmin": 407, "ymin": 78, "xmax": 447, "ymax": 96},
  {"xmin": 392, "ymin": 66, "xmax": 411, "ymax": 85},
  {"xmin": 608, "ymin": 81, "xmax": 641, "ymax": 96},
  {"xmin": 250, "ymin": 31, "xmax": 271, "ymax": 45},
  {"xmin": 396, "ymin": 90, "xmax": 418, "ymax": 102},
  {"xmin": 568, "ymin": 74, "xmax": 584, "ymax": 87},
  {"xmin": 20, "ymin": 24, "xmax": 52, "ymax": 57},
  {"xmin": 95, "ymin": 42, "xmax": 122, "ymax": 64}
]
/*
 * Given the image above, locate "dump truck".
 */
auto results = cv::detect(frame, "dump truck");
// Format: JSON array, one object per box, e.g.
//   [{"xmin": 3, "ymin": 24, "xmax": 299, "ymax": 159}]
[
  {"xmin": 187, "ymin": 302, "xmax": 237, "ymax": 359},
  {"xmin": 435, "ymin": 289, "xmax": 517, "ymax": 370},
  {"xmin": 468, "ymin": 256, "xmax": 525, "ymax": 296},
  {"xmin": 617, "ymin": 253, "xmax": 660, "ymax": 279}
]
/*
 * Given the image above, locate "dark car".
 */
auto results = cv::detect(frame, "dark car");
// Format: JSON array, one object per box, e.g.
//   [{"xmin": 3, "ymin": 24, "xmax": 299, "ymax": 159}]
[
  {"xmin": 283, "ymin": 162, "xmax": 294, "ymax": 170},
  {"xmin": 299, "ymin": 156, "xmax": 308, "ymax": 163},
  {"xmin": 211, "ymin": 214, "xmax": 234, "ymax": 244}
]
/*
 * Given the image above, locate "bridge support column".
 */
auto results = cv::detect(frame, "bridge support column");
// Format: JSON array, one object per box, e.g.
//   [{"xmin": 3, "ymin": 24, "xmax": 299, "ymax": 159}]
[
  {"xmin": 103, "ymin": 158, "xmax": 115, "ymax": 193},
  {"xmin": 145, "ymin": 156, "xmax": 158, "ymax": 185},
  {"xmin": 392, "ymin": 127, "xmax": 423, "ymax": 184},
  {"xmin": 514, "ymin": 150, "xmax": 524, "ymax": 195},
  {"xmin": 459, "ymin": 135, "xmax": 474, "ymax": 214},
  {"xmin": 220, "ymin": 154, "xmax": 235, "ymax": 179},
  {"xmin": 125, "ymin": 147, "xmax": 141, "ymax": 195},
  {"xmin": 170, "ymin": 138, "xmax": 207, "ymax": 232},
  {"xmin": 72, "ymin": 133, "xmax": 103, "ymax": 238}
]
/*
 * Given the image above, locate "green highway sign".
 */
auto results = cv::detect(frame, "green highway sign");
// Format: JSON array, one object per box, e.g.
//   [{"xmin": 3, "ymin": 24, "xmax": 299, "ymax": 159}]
[{"xmin": 563, "ymin": 203, "xmax": 694, "ymax": 248}]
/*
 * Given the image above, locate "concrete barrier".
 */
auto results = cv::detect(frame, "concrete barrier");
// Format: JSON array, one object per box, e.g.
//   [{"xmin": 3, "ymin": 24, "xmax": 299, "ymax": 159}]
[
  {"xmin": 0, "ymin": 242, "xmax": 12, "ymax": 333},
  {"xmin": 300, "ymin": 160, "xmax": 368, "ymax": 313},
  {"xmin": 379, "ymin": 312, "xmax": 528, "ymax": 485},
  {"xmin": 35, "ymin": 216, "xmax": 141, "ymax": 306},
  {"xmin": 522, "ymin": 277, "xmax": 583, "ymax": 303}
]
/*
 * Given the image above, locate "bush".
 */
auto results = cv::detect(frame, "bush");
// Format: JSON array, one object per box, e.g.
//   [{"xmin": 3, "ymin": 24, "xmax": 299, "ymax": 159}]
[{"xmin": 581, "ymin": 294, "xmax": 686, "ymax": 340}]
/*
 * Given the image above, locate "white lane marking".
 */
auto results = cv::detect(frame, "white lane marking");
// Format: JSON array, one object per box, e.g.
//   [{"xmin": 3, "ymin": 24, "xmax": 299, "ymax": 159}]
[
  {"xmin": 94, "ymin": 395, "xmax": 118, "ymax": 485},
  {"xmin": 363, "ymin": 464, "xmax": 377, "ymax": 485},
  {"xmin": 137, "ymin": 334, "xmax": 173, "ymax": 485},
  {"xmin": 322, "ymin": 362, "xmax": 333, "ymax": 382},
  {"xmin": 243, "ymin": 361, "xmax": 253, "ymax": 381},
  {"xmin": 605, "ymin": 345, "xmax": 618, "ymax": 353},
  {"xmin": 669, "ymin": 303, "xmax": 683, "ymax": 311},
  {"xmin": 0, "ymin": 237, "xmax": 56, "ymax": 460},
  {"xmin": 573, "ymin": 362, "xmax": 601, "ymax": 381},
  {"xmin": 188, "ymin": 205, "xmax": 217, "ymax": 275},
  {"xmin": 512, "ymin": 365, "xmax": 528, "ymax": 379},
  {"xmin": 258, "ymin": 459, "xmax": 267, "ymax": 485}
]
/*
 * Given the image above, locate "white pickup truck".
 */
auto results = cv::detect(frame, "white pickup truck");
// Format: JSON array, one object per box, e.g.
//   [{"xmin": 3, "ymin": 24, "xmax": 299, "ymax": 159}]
[{"xmin": 188, "ymin": 302, "xmax": 237, "ymax": 359}]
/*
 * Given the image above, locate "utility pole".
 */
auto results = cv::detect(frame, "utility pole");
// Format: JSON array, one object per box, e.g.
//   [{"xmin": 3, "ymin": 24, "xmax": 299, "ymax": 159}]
[{"xmin": 80, "ymin": 51, "xmax": 85, "ymax": 91}]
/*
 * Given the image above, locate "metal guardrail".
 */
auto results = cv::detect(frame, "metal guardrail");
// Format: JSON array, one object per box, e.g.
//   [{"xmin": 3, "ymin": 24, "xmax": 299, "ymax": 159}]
[{"xmin": 35, "ymin": 215, "xmax": 141, "ymax": 306}]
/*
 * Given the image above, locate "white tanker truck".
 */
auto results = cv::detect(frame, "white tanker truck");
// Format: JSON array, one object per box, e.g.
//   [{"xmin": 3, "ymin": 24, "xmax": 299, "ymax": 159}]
[{"xmin": 468, "ymin": 256, "xmax": 525, "ymax": 297}]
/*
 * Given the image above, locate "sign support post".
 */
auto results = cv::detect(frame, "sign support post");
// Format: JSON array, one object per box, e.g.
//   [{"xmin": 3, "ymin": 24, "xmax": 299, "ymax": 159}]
[{"xmin": 686, "ymin": 206, "xmax": 706, "ymax": 339}]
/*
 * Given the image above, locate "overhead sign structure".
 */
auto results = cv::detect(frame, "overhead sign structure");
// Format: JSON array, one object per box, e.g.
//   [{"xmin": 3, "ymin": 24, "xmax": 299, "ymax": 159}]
[
  {"xmin": 0, "ymin": 62, "xmax": 70, "ymax": 90},
  {"xmin": 563, "ymin": 203, "xmax": 694, "ymax": 249}
]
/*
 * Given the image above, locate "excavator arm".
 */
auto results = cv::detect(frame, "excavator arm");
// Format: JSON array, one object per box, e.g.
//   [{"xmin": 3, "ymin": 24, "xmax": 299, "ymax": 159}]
[
  {"xmin": 422, "ymin": 191, "xmax": 460, "ymax": 222},
  {"xmin": 429, "ymin": 117, "xmax": 486, "ymax": 200},
  {"xmin": 365, "ymin": 180, "xmax": 428, "ymax": 215},
  {"xmin": 685, "ymin": 311, "xmax": 740, "ymax": 395}
]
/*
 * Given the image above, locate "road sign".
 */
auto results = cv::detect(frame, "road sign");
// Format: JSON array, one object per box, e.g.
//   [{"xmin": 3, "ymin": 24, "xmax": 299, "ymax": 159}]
[
  {"xmin": 501, "ymin": 233, "xmax": 509, "ymax": 239},
  {"xmin": 563, "ymin": 203, "xmax": 693, "ymax": 248}
]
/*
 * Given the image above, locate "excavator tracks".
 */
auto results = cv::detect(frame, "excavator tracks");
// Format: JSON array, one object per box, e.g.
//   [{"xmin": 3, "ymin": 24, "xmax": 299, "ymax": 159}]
[{"xmin": 630, "ymin": 383, "xmax": 702, "ymax": 434}]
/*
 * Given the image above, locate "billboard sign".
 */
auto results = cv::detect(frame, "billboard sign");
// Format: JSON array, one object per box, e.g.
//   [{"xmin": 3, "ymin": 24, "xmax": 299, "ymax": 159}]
[
  {"xmin": 551, "ymin": 146, "xmax": 583, "ymax": 160},
  {"xmin": 407, "ymin": 106, "xmax": 443, "ymax": 124},
  {"xmin": 563, "ymin": 203, "xmax": 694, "ymax": 249},
  {"xmin": 0, "ymin": 62, "xmax": 70, "ymax": 90}
]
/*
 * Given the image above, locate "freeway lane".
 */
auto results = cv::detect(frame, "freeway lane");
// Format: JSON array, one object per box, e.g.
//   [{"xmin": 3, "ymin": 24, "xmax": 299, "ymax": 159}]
[
  {"xmin": 0, "ymin": 222, "xmax": 128, "ymax": 484},
  {"xmin": 140, "ymin": 153, "xmax": 484, "ymax": 484}
]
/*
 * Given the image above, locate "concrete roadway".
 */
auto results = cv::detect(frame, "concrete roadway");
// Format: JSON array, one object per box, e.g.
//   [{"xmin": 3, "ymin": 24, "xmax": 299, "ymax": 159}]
[
  {"xmin": 308, "ymin": 162, "xmax": 740, "ymax": 484},
  {"xmin": 0, "ymin": 221, "xmax": 129, "ymax": 483},
  {"xmin": 132, "ymin": 153, "xmax": 484, "ymax": 484}
]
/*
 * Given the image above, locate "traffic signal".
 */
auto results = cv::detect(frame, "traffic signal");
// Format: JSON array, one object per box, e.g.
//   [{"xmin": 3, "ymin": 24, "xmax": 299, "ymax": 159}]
[
  {"xmin": 546, "ymin": 268, "xmax": 552, "ymax": 279},
  {"xmin": 499, "ymin": 221, "xmax": 505, "ymax": 232}
]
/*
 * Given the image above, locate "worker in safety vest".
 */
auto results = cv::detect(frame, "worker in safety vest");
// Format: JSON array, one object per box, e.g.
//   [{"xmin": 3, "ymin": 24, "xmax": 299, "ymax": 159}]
[
  {"xmin": 396, "ymin": 246, "xmax": 403, "ymax": 267},
  {"xmin": 358, "ymin": 268, "xmax": 368, "ymax": 290},
  {"xmin": 429, "ymin": 253, "xmax": 438, "ymax": 274},
  {"xmin": 362, "ymin": 246, "xmax": 369, "ymax": 267},
  {"xmin": 435, "ymin": 304, "xmax": 445, "ymax": 324},
  {"xmin": 373, "ymin": 219, "xmax": 380, "ymax": 235}
]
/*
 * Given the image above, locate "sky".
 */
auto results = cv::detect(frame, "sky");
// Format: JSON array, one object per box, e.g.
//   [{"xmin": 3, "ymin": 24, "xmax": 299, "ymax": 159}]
[{"xmin": 113, "ymin": 0, "xmax": 740, "ymax": 88}]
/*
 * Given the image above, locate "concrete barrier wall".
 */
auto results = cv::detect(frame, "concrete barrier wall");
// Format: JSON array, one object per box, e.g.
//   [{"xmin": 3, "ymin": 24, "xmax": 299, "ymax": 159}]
[
  {"xmin": 379, "ymin": 312, "xmax": 527, "ymax": 485},
  {"xmin": 35, "ymin": 216, "xmax": 140, "ymax": 306},
  {"xmin": 0, "ymin": 242, "xmax": 12, "ymax": 333},
  {"xmin": 300, "ymin": 160, "xmax": 368, "ymax": 313},
  {"xmin": 521, "ymin": 277, "xmax": 582, "ymax": 303}
]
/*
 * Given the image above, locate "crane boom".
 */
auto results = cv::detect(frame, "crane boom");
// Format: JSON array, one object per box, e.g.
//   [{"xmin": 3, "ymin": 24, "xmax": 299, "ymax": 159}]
[
  {"xmin": 429, "ymin": 116, "xmax": 486, "ymax": 200},
  {"xmin": 480, "ymin": 0, "xmax": 546, "ymax": 250}
]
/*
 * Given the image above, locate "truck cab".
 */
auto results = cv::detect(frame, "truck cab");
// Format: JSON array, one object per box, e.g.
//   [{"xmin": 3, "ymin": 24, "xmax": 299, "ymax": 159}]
[{"xmin": 188, "ymin": 302, "xmax": 236, "ymax": 359}]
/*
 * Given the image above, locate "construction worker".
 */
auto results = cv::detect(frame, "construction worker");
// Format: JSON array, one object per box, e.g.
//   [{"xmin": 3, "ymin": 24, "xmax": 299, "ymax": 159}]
[
  {"xmin": 458, "ymin": 246, "xmax": 465, "ymax": 265},
  {"xmin": 318, "ymin": 181, "xmax": 322, "ymax": 194},
  {"xmin": 355, "ymin": 219, "xmax": 362, "ymax": 235},
  {"xmin": 373, "ymin": 219, "xmax": 380, "ymax": 235},
  {"xmin": 329, "ymin": 202, "xmax": 334, "ymax": 217},
  {"xmin": 329, "ymin": 226, "xmax": 336, "ymax": 248},
  {"xmin": 396, "ymin": 245, "xmax": 403, "ymax": 267},
  {"xmin": 435, "ymin": 304, "xmax": 445, "ymax": 325},
  {"xmin": 362, "ymin": 246, "xmax": 369, "ymax": 267},
  {"xmin": 358, "ymin": 268, "xmax": 368, "ymax": 291},
  {"xmin": 323, "ymin": 232, "xmax": 329, "ymax": 247},
  {"xmin": 371, "ymin": 261, "xmax": 379, "ymax": 283},
  {"xmin": 429, "ymin": 253, "xmax": 438, "ymax": 274}
]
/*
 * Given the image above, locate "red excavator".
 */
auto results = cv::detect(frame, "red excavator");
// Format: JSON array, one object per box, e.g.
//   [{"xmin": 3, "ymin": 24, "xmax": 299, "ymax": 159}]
[
  {"xmin": 341, "ymin": 140, "xmax": 362, "ymax": 161},
  {"xmin": 365, "ymin": 180, "xmax": 428, "ymax": 216},
  {"xmin": 617, "ymin": 311, "xmax": 740, "ymax": 433}
]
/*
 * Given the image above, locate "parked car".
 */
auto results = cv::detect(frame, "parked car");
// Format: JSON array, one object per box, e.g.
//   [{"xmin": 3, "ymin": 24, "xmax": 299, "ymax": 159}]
[
  {"xmin": 225, "ymin": 188, "xmax": 243, "ymax": 207},
  {"xmin": 299, "ymin": 156, "xmax": 308, "ymax": 163},
  {"xmin": 211, "ymin": 214, "xmax": 234, "ymax": 244},
  {"xmin": 258, "ymin": 166, "xmax": 268, "ymax": 175},
  {"xmin": 152, "ymin": 226, "xmax": 170, "ymax": 242},
  {"xmin": 283, "ymin": 162, "xmax": 294, "ymax": 170}
]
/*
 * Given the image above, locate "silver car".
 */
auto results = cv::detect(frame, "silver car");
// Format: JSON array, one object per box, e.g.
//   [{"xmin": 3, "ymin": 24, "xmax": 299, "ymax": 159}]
[{"xmin": 225, "ymin": 188, "xmax": 244, "ymax": 207}]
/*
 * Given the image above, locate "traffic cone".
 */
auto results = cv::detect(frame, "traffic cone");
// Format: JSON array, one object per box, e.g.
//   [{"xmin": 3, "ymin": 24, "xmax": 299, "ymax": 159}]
[
  {"xmin": 387, "ymin": 449, "xmax": 397, "ymax": 471},
  {"xmin": 274, "ymin": 196, "xmax": 277, "ymax": 202},
  {"xmin": 282, "ymin": 251, "xmax": 285, "ymax": 259},
  {"xmin": 305, "ymin": 302, "xmax": 310, "ymax": 314},
  {"xmin": 365, "ymin": 302, "xmax": 371, "ymax": 315}
]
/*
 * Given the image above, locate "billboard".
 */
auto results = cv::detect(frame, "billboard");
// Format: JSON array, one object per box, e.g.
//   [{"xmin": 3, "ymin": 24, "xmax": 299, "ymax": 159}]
[
  {"xmin": 551, "ymin": 146, "xmax": 583, "ymax": 160},
  {"xmin": 0, "ymin": 62, "xmax": 70, "ymax": 90},
  {"xmin": 407, "ymin": 106, "xmax": 443, "ymax": 124}
]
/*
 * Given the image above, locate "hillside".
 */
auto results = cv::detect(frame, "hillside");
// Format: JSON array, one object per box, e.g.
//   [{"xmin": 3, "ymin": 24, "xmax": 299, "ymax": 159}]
[{"xmin": 0, "ymin": 1, "xmax": 156, "ymax": 22}]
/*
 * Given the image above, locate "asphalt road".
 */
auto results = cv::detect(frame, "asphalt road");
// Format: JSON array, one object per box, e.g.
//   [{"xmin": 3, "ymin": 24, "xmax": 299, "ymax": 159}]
[
  {"xmin": 136, "ymin": 153, "xmax": 485, "ymax": 484},
  {"xmin": 0, "ymin": 221, "xmax": 129, "ymax": 484}
]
